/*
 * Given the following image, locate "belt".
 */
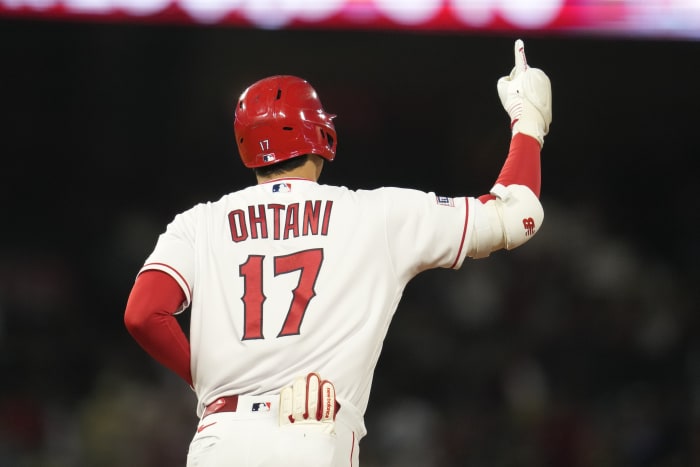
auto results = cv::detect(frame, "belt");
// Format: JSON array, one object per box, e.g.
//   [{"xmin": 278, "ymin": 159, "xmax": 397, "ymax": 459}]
[{"xmin": 202, "ymin": 395, "xmax": 239, "ymax": 418}]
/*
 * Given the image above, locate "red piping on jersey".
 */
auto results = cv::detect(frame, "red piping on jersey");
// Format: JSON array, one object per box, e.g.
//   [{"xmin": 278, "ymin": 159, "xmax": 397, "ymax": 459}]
[
  {"xmin": 350, "ymin": 431, "xmax": 355, "ymax": 467},
  {"xmin": 449, "ymin": 200, "xmax": 469, "ymax": 269},
  {"xmin": 260, "ymin": 177, "xmax": 316, "ymax": 184}
]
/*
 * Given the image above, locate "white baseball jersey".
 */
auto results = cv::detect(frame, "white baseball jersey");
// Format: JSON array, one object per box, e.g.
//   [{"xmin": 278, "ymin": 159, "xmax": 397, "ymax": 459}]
[{"xmin": 140, "ymin": 177, "xmax": 473, "ymax": 432}]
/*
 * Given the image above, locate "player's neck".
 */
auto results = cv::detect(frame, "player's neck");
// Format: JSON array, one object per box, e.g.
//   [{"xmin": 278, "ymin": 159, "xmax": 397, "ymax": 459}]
[{"xmin": 256, "ymin": 157, "xmax": 324, "ymax": 185}]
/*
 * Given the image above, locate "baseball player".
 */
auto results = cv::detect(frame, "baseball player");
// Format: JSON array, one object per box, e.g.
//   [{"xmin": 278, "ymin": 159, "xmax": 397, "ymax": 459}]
[{"xmin": 124, "ymin": 39, "xmax": 552, "ymax": 466}]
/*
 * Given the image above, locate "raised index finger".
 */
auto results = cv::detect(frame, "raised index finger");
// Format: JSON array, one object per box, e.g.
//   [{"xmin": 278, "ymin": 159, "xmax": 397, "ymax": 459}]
[{"xmin": 514, "ymin": 39, "xmax": 528, "ymax": 72}]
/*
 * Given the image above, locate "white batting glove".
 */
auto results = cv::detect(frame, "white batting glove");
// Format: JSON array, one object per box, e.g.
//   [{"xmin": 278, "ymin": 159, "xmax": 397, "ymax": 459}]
[
  {"xmin": 497, "ymin": 39, "xmax": 552, "ymax": 147},
  {"xmin": 279, "ymin": 373, "xmax": 338, "ymax": 433}
]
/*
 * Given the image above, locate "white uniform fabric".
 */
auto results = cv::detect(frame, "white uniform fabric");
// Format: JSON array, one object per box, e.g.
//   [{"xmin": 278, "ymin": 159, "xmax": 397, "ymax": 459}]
[
  {"xmin": 140, "ymin": 178, "xmax": 474, "ymax": 462},
  {"xmin": 186, "ymin": 395, "xmax": 358, "ymax": 467}
]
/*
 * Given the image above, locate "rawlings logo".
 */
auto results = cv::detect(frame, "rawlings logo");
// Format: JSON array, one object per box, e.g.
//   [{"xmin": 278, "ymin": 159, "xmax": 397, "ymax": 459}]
[{"xmin": 324, "ymin": 387, "xmax": 333, "ymax": 419}]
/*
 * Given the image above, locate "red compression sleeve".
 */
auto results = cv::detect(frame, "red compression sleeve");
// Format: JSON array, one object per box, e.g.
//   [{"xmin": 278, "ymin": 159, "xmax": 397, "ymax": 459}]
[
  {"xmin": 124, "ymin": 270, "xmax": 193, "ymax": 386},
  {"xmin": 478, "ymin": 133, "xmax": 541, "ymax": 203}
]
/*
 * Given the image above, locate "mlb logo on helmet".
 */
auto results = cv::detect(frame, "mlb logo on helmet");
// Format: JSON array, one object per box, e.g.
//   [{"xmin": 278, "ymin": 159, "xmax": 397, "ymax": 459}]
[
  {"xmin": 251, "ymin": 402, "xmax": 271, "ymax": 412},
  {"xmin": 262, "ymin": 154, "xmax": 276, "ymax": 163}
]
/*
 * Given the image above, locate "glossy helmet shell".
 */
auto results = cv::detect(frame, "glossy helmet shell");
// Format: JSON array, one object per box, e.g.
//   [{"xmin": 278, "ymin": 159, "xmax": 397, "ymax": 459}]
[{"xmin": 234, "ymin": 75, "xmax": 337, "ymax": 168}]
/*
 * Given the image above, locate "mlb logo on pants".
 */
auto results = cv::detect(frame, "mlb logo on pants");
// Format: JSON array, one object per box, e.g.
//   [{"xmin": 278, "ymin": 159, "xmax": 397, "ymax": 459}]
[{"xmin": 252, "ymin": 402, "xmax": 271, "ymax": 412}]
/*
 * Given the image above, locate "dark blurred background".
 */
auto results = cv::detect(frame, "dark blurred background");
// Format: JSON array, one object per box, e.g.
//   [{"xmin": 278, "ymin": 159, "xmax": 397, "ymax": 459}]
[{"xmin": 0, "ymin": 17, "xmax": 698, "ymax": 467}]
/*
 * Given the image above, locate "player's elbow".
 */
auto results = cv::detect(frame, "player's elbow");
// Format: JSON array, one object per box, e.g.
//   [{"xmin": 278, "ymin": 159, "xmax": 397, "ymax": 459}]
[
  {"xmin": 124, "ymin": 304, "xmax": 147, "ymax": 336},
  {"xmin": 123, "ymin": 293, "xmax": 158, "ymax": 339},
  {"xmin": 468, "ymin": 184, "xmax": 543, "ymax": 258},
  {"xmin": 497, "ymin": 184, "xmax": 543, "ymax": 251}
]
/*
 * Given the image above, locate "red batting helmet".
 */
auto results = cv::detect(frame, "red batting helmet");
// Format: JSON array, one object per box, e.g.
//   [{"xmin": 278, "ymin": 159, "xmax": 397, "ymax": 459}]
[{"xmin": 234, "ymin": 75, "xmax": 337, "ymax": 168}]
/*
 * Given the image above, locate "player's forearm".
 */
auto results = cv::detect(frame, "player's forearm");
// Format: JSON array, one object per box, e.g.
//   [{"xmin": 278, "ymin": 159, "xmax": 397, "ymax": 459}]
[
  {"xmin": 467, "ymin": 134, "xmax": 543, "ymax": 259},
  {"xmin": 496, "ymin": 133, "xmax": 541, "ymax": 196},
  {"xmin": 125, "ymin": 310, "xmax": 193, "ymax": 386},
  {"xmin": 479, "ymin": 133, "xmax": 541, "ymax": 203},
  {"xmin": 124, "ymin": 271, "xmax": 193, "ymax": 386}
]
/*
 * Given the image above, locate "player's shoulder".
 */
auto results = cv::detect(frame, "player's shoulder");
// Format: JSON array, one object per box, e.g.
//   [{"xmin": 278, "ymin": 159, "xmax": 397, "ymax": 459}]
[
  {"xmin": 316, "ymin": 184, "xmax": 446, "ymax": 208},
  {"xmin": 316, "ymin": 183, "xmax": 392, "ymax": 202},
  {"xmin": 204, "ymin": 185, "xmax": 263, "ymax": 206},
  {"xmin": 171, "ymin": 188, "xmax": 250, "ymax": 218},
  {"xmin": 355, "ymin": 185, "xmax": 432, "ymax": 201}
]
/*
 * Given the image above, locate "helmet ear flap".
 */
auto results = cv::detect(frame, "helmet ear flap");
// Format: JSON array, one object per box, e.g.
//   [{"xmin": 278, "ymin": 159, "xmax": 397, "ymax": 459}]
[
  {"xmin": 320, "ymin": 127, "xmax": 336, "ymax": 155},
  {"xmin": 234, "ymin": 75, "xmax": 337, "ymax": 168}
]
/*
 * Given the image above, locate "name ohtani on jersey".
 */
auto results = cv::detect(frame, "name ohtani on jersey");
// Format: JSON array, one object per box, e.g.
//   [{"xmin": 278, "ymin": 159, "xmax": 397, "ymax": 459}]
[{"xmin": 228, "ymin": 200, "xmax": 333, "ymax": 242}]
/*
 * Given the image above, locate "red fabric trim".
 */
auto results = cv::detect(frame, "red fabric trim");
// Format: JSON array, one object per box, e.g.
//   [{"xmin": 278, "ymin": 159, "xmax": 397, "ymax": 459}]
[
  {"xmin": 124, "ymin": 270, "xmax": 192, "ymax": 386},
  {"xmin": 477, "ymin": 133, "xmax": 541, "ymax": 204},
  {"xmin": 495, "ymin": 133, "xmax": 541, "ymax": 196},
  {"xmin": 260, "ymin": 177, "xmax": 316, "ymax": 185},
  {"xmin": 449, "ymin": 199, "xmax": 469, "ymax": 269},
  {"xmin": 350, "ymin": 431, "xmax": 355, "ymax": 467}
]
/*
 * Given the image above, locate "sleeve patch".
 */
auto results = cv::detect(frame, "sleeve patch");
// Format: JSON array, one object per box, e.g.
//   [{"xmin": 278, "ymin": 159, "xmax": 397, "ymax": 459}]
[{"xmin": 435, "ymin": 195, "xmax": 455, "ymax": 207}]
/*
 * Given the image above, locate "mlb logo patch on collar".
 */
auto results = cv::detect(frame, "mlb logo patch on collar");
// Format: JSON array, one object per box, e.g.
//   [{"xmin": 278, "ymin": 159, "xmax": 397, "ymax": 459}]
[{"xmin": 272, "ymin": 182, "xmax": 292, "ymax": 193}]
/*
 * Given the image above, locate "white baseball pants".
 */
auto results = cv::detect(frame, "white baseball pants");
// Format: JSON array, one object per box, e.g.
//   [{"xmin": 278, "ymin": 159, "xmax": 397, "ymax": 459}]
[{"xmin": 186, "ymin": 395, "xmax": 360, "ymax": 467}]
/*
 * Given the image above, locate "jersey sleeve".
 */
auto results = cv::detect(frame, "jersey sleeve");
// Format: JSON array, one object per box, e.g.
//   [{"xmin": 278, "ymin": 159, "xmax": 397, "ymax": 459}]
[
  {"xmin": 380, "ymin": 187, "xmax": 469, "ymax": 279},
  {"xmin": 139, "ymin": 207, "xmax": 198, "ymax": 313}
]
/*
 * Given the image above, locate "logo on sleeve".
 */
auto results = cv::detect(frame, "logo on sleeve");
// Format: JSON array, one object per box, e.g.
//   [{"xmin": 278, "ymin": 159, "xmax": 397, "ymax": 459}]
[{"xmin": 435, "ymin": 195, "xmax": 454, "ymax": 207}]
